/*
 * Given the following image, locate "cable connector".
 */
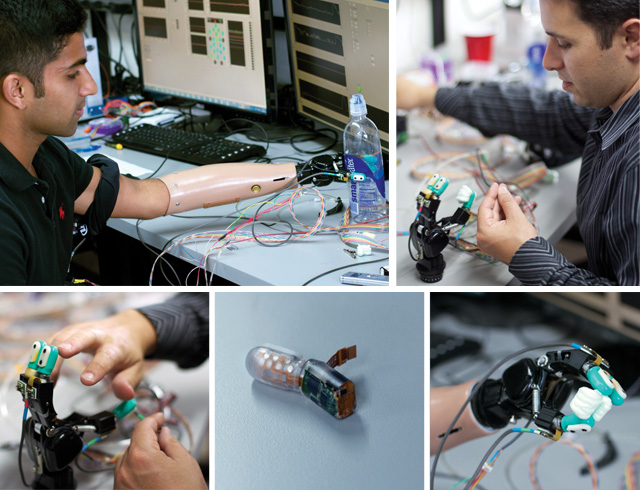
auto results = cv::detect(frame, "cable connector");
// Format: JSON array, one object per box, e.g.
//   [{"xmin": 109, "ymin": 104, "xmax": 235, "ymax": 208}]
[
  {"xmin": 326, "ymin": 345, "xmax": 357, "ymax": 368},
  {"xmin": 481, "ymin": 460, "xmax": 496, "ymax": 474}
]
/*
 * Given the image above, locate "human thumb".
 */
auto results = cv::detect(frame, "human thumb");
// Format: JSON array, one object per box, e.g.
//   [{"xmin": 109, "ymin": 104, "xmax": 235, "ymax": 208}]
[
  {"xmin": 497, "ymin": 184, "xmax": 521, "ymax": 218},
  {"xmin": 157, "ymin": 426, "xmax": 189, "ymax": 460},
  {"xmin": 111, "ymin": 365, "xmax": 143, "ymax": 400}
]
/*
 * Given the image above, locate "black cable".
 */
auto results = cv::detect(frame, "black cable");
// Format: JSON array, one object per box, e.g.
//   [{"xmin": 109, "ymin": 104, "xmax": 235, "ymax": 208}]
[
  {"xmin": 91, "ymin": 13, "xmax": 137, "ymax": 80},
  {"xmin": 476, "ymin": 148, "xmax": 491, "ymax": 190},
  {"xmin": 408, "ymin": 225, "xmax": 419, "ymax": 261},
  {"xmin": 143, "ymin": 152, "xmax": 170, "ymax": 180},
  {"xmin": 219, "ymin": 118, "xmax": 271, "ymax": 156},
  {"xmin": 117, "ymin": 13, "xmax": 125, "ymax": 67},
  {"xmin": 430, "ymin": 342, "xmax": 575, "ymax": 490},
  {"xmin": 302, "ymin": 257, "xmax": 388, "ymax": 286},
  {"xmin": 580, "ymin": 432, "xmax": 617, "ymax": 474},
  {"xmin": 251, "ymin": 220, "xmax": 295, "ymax": 247},
  {"xmin": 289, "ymin": 127, "xmax": 339, "ymax": 154},
  {"xmin": 18, "ymin": 418, "xmax": 32, "ymax": 487},
  {"xmin": 248, "ymin": 169, "xmax": 333, "ymax": 247}
]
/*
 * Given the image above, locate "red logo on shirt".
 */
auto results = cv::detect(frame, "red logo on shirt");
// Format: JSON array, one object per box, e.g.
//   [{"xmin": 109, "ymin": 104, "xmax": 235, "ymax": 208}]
[{"xmin": 59, "ymin": 204, "xmax": 65, "ymax": 220}]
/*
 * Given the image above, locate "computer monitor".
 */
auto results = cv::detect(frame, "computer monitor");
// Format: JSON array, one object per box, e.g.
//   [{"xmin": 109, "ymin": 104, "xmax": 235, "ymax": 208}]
[
  {"xmin": 79, "ymin": 37, "xmax": 104, "ymax": 121},
  {"xmin": 133, "ymin": 0, "xmax": 277, "ymax": 120},
  {"xmin": 284, "ymin": 0, "xmax": 389, "ymax": 151}
]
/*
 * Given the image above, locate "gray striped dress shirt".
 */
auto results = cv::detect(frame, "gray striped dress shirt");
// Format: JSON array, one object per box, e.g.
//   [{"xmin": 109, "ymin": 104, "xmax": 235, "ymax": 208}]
[
  {"xmin": 138, "ymin": 293, "xmax": 209, "ymax": 368},
  {"xmin": 436, "ymin": 83, "xmax": 639, "ymax": 285}
]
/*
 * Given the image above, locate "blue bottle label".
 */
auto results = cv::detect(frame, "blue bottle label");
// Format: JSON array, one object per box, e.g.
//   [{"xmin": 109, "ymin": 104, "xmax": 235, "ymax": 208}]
[{"xmin": 344, "ymin": 153, "xmax": 386, "ymax": 198}]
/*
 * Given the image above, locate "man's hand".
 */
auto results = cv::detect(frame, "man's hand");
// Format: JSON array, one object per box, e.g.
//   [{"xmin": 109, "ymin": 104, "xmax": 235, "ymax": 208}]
[
  {"xmin": 396, "ymin": 76, "xmax": 438, "ymax": 111},
  {"xmin": 114, "ymin": 413, "xmax": 207, "ymax": 490},
  {"xmin": 48, "ymin": 309, "xmax": 157, "ymax": 400},
  {"xmin": 477, "ymin": 183, "xmax": 538, "ymax": 264}
]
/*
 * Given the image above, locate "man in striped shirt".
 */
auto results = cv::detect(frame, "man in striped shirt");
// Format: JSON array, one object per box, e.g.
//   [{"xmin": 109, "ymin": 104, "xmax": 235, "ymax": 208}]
[
  {"xmin": 398, "ymin": 0, "xmax": 639, "ymax": 285},
  {"xmin": 49, "ymin": 293, "xmax": 209, "ymax": 489}
]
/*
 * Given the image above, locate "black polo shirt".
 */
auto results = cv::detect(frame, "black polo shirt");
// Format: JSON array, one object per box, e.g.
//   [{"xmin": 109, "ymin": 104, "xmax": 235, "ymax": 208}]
[{"xmin": 0, "ymin": 136, "xmax": 93, "ymax": 285}]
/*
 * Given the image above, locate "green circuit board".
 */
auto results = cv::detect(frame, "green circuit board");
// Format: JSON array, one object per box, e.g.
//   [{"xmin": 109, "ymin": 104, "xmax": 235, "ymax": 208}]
[{"xmin": 301, "ymin": 370, "xmax": 338, "ymax": 416}]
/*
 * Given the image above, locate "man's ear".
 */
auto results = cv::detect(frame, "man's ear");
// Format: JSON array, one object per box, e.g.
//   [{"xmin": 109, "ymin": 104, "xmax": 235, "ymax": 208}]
[
  {"xmin": 2, "ymin": 74, "xmax": 29, "ymax": 110},
  {"xmin": 622, "ymin": 18, "xmax": 640, "ymax": 60}
]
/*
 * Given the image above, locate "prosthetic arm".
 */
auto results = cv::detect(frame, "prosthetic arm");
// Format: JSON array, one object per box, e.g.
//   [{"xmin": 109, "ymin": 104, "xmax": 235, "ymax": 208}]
[
  {"xmin": 409, "ymin": 174, "xmax": 476, "ymax": 282},
  {"xmin": 16, "ymin": 341, "xmax": 137, "ymax": 490},
  {"xmin": 157, "ymin": 153, "xmax": 356, "ymax": 215}
]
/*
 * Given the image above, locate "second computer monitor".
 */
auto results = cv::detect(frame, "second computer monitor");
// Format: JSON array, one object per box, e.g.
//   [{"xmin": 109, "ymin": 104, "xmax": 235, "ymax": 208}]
[{"xmin": 285, "ymin": 0, "xmax": 389, "ymax": 150}]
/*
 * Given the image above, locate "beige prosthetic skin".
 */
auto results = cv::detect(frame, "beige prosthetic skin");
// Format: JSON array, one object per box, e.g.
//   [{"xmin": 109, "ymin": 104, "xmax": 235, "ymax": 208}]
[
  {"xmin": 431, "ymin": 380, "xmax": 495, "ymax": 455},
  {"xmin": 158, "ymin": 162, "xmax": 298, "ymax": 215}
]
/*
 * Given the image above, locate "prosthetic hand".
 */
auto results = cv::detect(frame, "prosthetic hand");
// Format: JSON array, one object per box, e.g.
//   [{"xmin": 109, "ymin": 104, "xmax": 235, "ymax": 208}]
[
  {"xmin": 409, "ymin": 174, "xmax": 476, "ymax": 282},
  {"xmin": 470, "ymin": 344, "xmax": 627, "ymax": 440},
  {"xmin": 158, "ymin": 153, "xmax": 358, "ymax": 215},
  {"xmin": 16, "ymin": 341, "xmax": 137, "ymax": 490}
]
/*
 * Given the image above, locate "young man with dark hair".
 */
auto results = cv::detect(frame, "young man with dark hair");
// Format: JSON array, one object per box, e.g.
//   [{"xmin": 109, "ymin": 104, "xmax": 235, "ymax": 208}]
[
  {"xmin": 0, "ymin": 0, "xmax": 299, "ymax": 285},
  {"xmin": 0, "ymin": 0, "xmax": 170, "ymax": 285},
  {"xmin": 398, "ymin": 0, "xmax": 639, "ymax": 285}
]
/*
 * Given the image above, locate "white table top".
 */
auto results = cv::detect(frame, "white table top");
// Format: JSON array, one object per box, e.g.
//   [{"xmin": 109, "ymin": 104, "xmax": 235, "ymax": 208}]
[{"xmin": 86, "ymin": 134, "xmax": 389, "ymax": 286}]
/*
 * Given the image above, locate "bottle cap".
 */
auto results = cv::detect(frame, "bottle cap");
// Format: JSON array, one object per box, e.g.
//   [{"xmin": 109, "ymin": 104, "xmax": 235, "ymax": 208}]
[{"xmin": 349, "ymin": 93, "xmax": 367, "ymax": 116}]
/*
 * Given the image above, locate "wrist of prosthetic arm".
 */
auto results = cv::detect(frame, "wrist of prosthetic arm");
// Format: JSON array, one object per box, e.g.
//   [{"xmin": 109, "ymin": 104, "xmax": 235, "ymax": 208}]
[
  {"xmin": 469, "ymin": 344, "xmax": 627, "ymax": 440},
  {"xmin": 156, "ymin": 154, "xmax": 350, "ymax": 216}
]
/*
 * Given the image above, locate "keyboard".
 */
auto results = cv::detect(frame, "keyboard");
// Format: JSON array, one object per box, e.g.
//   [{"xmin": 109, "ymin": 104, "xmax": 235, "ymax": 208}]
[{"xmin": 110, "ymin": 124, "xmax": 266, "ymax": 165}]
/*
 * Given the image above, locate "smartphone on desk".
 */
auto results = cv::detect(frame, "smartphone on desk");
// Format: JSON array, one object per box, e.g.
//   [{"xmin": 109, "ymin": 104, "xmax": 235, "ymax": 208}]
[{"xmin": 340, "ymin": 272, "xmax": 389, "ymax": 286}]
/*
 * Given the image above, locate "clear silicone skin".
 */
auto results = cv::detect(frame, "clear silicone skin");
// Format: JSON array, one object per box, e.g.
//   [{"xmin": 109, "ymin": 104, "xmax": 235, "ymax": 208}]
[{"xmin": 245, "ymin": 346, "xmax": 308, "ymax": 392}]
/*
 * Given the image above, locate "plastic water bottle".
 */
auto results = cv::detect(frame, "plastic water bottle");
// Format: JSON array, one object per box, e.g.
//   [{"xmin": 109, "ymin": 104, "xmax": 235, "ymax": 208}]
[{"xmin": 343, "ymin": 94, "xmax": 386, "ymax": 223}]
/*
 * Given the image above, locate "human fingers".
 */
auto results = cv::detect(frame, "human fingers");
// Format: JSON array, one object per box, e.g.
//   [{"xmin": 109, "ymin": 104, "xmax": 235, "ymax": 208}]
[
  {"xmin": 111, "ymin": 363, "xmax": 145, "ymax": 400},
  {"xmin": 48, "ymin": 324, "xmax": 99, "ymax": 384},
  {"xmin": 493, "ymin": 190, "xmax": 506, "ymax": 221},
  {"xmin": 496, "ymin": 184, "xmax": 524, "ymax": 219},
  {"xmin": 157, "ymin": 426, "xmax": 189, "ymax": 461},
  {"xmin": 77, "ymin": 336, "xmax": 133, "ymax": 387},
  {"xmin": 477, "ymin": 183, "xmax": 500, "ymax": 225},
  {"xmin": 129, "ymin": 412, "xmax": 165, "ymax": 453}
]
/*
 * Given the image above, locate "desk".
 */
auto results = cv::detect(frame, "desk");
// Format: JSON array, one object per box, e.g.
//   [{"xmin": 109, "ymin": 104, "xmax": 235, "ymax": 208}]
[
  {"xmin": 83, "ymin": 133, "xmax": 389, "ymax": 286},
  {"xmin": 396, "ymin": 113, "xmax": 581, "ymax": 286}
]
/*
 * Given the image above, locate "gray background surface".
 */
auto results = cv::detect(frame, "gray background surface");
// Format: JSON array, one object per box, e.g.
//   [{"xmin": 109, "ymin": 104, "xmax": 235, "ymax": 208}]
[{"xmin": 215, "ymin": 292, "xmax": 425, "ymax": 490}]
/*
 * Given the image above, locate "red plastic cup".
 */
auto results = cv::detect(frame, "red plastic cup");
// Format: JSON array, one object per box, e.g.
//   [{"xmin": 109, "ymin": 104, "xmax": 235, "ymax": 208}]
[{"xmin": 465, "ymin": 34, "xmax": 494, "ymax": 62}]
